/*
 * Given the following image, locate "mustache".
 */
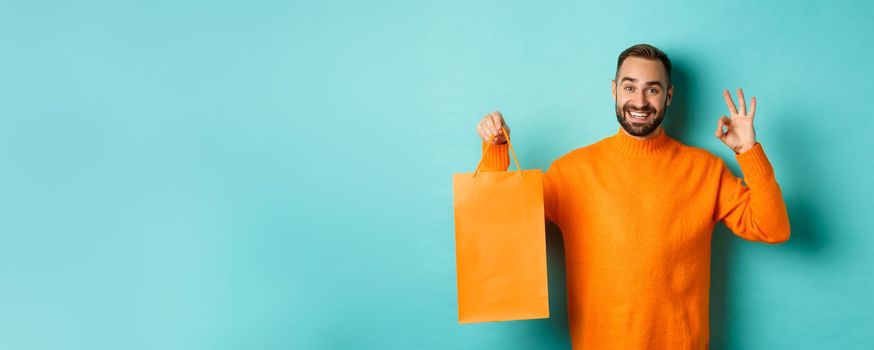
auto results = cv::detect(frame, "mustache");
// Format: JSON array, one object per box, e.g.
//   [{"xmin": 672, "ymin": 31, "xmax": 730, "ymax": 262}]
[{"xmin": 623, "ymin": 105, "xmax": 656, "ymax": 113}]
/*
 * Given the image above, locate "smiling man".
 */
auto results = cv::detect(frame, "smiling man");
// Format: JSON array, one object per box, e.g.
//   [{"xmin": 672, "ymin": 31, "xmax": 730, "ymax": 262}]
[{"xmin": 475, "ymin": 43, "xmax": 790, "ymax": 349}]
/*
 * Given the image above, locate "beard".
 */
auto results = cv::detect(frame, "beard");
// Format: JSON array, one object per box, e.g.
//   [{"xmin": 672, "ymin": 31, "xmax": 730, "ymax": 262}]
[{"xmin": 615, "ymin": 100, "xmax": 667, "ymax": 137}]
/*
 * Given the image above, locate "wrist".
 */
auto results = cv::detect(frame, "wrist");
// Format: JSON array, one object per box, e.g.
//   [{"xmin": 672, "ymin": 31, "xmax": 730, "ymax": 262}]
[{"xmin": 734, "ymin": 142, "xmax": 757, "ymax": 155}]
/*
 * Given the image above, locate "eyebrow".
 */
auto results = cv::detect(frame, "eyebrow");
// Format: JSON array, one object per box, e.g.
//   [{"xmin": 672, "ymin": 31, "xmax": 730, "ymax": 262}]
[{"xmin": 620, "ymin": 77, "xmax": 664, "ymax": 89}]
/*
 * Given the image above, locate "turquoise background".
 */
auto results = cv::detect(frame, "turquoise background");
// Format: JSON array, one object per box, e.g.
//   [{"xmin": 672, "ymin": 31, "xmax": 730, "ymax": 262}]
[{"xmin": 1, "ymin": 0, "xmax": 872, "ymax": 349}]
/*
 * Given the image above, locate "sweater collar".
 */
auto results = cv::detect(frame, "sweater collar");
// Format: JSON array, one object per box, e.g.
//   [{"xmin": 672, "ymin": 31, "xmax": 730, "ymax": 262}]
[{"xmin": 611, "ymin": 126, "xmax": 671, "ymax": 156}]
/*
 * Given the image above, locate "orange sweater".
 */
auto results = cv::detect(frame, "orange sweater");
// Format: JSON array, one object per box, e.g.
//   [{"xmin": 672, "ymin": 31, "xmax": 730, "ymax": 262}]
[{"xmin": 480, "ymin": 126, "xmax": 790, "ymax": 350}]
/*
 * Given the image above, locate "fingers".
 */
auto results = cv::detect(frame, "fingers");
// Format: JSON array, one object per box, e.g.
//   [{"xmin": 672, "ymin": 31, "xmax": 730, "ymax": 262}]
[
  {"xmin": 491, "ymin": 111, "xmax": 503, "ymax": 127},
  {"xmin": 723, "ymin": 89, "xmax": 738, "ymax": 115},
  {"xmin": 478, "ymin": 111, "xmax": 509, "ymax": 144},
  {"xmin": 477, "ymin": 123, "xmax": 490, "ymax": 142},
  {"xmin": 725, "ymin": 88, "xmax": 755, "ymax": 117},
  {"xmin": 478, "ymin": 113, "xmax": 492, "ymax": 142},
  {"xmin": 749, "ymin": 96, "xmax": 756, "ymax": 118},
  {"xmin": 484, "ymin": 112, "xmax": 498, "ymax": 134},
  {"xmin": 737, "ymin": 88, "xmax": 746, "ymax": 115},
  {"xmin": 485, "ymin": 115, "xmax": 496, "ymax": 134},
  {"xmin": 491, "ymin": 111, "xmax": 506, "ymax": 135},
  {"xmin": 714, "ymin": 116, "xmax": 730, "ymax": 141}
]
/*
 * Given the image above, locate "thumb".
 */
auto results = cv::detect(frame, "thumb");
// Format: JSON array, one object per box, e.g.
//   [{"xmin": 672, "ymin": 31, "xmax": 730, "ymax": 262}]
[{"xmin": 714, "ymin": 116, "xmax": 729, "ymax": 141}]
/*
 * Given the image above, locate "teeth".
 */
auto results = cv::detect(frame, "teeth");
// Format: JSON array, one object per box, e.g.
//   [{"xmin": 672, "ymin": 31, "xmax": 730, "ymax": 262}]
[{"xmin": 630, "ymin": 112, "xmax": 649, "ymax": 119}]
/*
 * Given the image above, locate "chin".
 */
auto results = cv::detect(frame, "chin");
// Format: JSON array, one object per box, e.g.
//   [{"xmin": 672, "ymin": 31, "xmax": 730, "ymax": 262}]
[{"xmin": 618, "ymin": 114, "xmax": 664, "ymax": 137}]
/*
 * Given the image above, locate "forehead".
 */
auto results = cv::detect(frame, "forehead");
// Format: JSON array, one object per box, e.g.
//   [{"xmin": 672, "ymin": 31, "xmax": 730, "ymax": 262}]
[{"xmin": 617, "ymin": 57, "xmax": 668, "ymax": 84}]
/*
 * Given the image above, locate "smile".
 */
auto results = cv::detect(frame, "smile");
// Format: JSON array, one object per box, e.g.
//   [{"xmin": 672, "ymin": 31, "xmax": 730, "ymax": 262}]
[{"xmin": 627, "ymin": 111, "xmax": 652, "ymax": 121}]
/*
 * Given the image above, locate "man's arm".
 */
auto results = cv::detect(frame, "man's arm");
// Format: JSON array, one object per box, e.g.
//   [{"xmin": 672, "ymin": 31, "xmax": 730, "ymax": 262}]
[
  {"xmin": 713, "ymin": 89, "xmax": 790, "ymax": 243},
  {"xmin": 713, "ymin": 143, "xmax": 790, "ymax": 243},
  {"xmin": 477, "ymin": 113, "xmax": 562, "ymax": 225}
]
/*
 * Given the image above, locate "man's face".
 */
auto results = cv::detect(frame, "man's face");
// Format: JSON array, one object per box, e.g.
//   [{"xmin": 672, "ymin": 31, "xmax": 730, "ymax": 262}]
[{"xmin": 611, "ymin": 57, "xmax": 674, "ymax": 137}]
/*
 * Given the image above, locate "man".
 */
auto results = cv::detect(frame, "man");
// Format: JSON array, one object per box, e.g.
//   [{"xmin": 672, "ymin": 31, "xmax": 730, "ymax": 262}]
[{"xmin": 475, "ymin": 43, "xmax": 790, "ymax": 350}]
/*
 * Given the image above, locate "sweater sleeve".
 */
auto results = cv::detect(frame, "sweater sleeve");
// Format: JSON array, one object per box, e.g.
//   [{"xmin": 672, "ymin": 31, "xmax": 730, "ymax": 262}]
[
  {"xmin": 713, "ymin": 142, "xmax": 791, "ymax": 244},
  {"xmin": 479, "ymin": 140, "xmax": 510, "ymax": 171},
  {"xmin": 480, "ymin": 141, "xmax": 562, "ymax": 224}
]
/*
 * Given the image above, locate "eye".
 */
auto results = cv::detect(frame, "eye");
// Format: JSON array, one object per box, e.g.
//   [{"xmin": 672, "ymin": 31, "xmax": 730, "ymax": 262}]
[
  {"xmin": 624, "ymin": 86, "xmax": 634, "ymax": 92},
  {"xmin": 648, "ymin": 88, "xmax": 660, "ymax": 94}
]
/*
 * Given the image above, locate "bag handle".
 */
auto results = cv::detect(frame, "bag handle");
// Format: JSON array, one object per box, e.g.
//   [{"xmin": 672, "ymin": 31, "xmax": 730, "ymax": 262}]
[{"xmin": 473, "ymin": 126, "xmax": 523, "ymax": 178}]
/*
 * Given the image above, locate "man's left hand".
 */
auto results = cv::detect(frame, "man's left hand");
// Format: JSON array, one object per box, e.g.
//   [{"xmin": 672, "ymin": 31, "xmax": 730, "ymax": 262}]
[{"xmin": 716, "ymin": 88, "xmax": 757, "ymax": 154}]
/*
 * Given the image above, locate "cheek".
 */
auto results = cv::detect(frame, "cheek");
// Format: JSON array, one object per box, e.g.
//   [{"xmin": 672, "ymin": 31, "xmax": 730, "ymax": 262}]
[
  {"xmin": 616, "ymin": 99, "xmax": 628, "ymax": 110},
  {"xmin": 648, "ymin": 95, "xmax": 665, "ymax": 107}
]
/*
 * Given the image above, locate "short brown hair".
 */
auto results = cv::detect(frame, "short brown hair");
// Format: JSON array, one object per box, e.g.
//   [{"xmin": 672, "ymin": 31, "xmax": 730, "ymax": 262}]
[{"xmin": 616, "ymin": 43, "xmax": 672, "ymax": 85}]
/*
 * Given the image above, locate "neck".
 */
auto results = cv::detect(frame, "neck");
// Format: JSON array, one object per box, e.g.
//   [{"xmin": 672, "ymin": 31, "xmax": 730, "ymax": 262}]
[
  {"xmin": 621, "ymin": 125, "xmax": 662, "ymax": 140},
  {"xmin": 611, "ymin": 125, "xmax": 672, "ymax": 156}
]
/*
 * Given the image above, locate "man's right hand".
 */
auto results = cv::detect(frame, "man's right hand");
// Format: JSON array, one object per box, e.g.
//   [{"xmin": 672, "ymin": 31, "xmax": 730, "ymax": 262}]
[{"xmin": 477, "ymin": 111, "xmax": 510, "ymax": 144}]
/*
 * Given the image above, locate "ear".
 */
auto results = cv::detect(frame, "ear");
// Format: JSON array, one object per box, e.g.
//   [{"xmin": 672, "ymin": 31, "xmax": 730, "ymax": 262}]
[
  {"xmin": 611, "ymin": 79, "xmax": 617, "ymax": 100},
  {"xmin": 666, "ymin": 84, "xmax": 674, "ymax": 107}
]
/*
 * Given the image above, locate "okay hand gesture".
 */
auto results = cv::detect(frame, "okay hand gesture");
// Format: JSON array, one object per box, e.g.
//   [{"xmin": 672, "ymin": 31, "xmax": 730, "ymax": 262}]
[{"xmin": 716, "ymin": 88, "xmax": 758, "ymax": 154}]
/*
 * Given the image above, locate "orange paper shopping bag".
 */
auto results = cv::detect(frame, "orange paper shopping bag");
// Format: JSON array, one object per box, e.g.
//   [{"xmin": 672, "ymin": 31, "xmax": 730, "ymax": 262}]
[{"xmin": 452, "ymin": 128, "xmax": 549, "ymax": 324}]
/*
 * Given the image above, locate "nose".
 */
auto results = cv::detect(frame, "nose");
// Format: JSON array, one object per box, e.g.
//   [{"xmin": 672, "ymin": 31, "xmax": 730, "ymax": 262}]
[{"xmin": 631, "ymin": 90, "xmax": 647, "ymax": 108}]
